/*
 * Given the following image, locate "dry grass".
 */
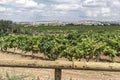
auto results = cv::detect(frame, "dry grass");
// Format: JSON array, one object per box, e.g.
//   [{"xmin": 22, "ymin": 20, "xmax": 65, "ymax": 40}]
[{"xmin": 0, "ymin": 51, "xmax": 120, "ymax": 80}]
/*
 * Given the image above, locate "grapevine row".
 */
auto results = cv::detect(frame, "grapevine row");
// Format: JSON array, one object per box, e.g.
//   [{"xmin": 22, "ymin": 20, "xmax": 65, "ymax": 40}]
[{"xmin": 0, "ymin": 30, "xmax": 120, "ymax": 62}]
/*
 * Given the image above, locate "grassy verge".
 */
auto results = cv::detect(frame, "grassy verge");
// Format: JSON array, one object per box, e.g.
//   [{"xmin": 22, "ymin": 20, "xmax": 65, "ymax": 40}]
[{"xmin": 0, "ymin": 72, "xmax": 41, "ymax": 80}]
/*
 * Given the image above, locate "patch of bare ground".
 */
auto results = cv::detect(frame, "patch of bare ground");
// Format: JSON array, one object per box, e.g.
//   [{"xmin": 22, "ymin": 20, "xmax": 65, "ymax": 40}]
[{"xmin": 0, "ymin": 51, "xmax": 120, "ymax": 80}]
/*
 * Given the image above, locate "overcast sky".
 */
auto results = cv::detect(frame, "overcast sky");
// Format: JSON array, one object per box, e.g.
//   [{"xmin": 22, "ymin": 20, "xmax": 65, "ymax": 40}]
[{"xmin": 0, "ymin": 0, "xmax": 120, "ymax": 22}]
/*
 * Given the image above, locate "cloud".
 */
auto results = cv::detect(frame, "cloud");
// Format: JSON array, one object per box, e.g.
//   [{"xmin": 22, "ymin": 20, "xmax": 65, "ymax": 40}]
[
  {"xmin": 15, "ymin": 0, "xmax": 38, "ymax": 8},
  {"xmin": 101, "ymin": 7, "xmax": 111, "ymax": 14},
  {"xmin": 85, "ymin": 7, "xmax": 111, "ymax": 17},
  {"xmin": 49, "ymin": 0, "xmax": 81, "ymax": 3},
  {"xmin": 0, "ymin": 0, "xmax": 46, "ymax": 14},
  {"xmin": 112, "ymin": 0, "xmax": 120, "ymax": 7},
  {"xmin": 0, "ymin": 0, "xmax": 12, "ymax": 5},
  {"xmin": 82, "ymin": 0, "xmax": 108, "ymax": 7},
  {"xmin": 52, "ymin": 4, "xmax": 81, "ymax": 11},
  {"xmin": 0, "ymin": 6, "xmax": 6, "ymax": 12},
  {"xmin": 0, "ymin": 0, "xmax": 120, "ymax": 21},
  {"xmin": 0, "ymin": 0, "xmax": 46, "ymax": 8},
  {"xmin": 16, "ymin": 0, "xmax": 37, "ymax": 7}
]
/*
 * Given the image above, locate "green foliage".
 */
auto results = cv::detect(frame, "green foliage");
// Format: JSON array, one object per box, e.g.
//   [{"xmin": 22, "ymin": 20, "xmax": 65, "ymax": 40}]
[{"xmin": 0, "ymin": 30, "xmax": 120, "ymax": 62}]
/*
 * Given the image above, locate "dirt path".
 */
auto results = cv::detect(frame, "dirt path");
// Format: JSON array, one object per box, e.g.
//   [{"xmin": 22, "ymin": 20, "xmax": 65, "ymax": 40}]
[{"xmin": 0, "ymin": 52, "xmax": 120, "ymax": 80}]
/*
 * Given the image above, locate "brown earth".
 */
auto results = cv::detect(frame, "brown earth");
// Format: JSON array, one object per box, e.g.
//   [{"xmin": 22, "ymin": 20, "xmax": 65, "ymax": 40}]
[{"xmin": 0, "ymin": 51, "xmax": 120, "ymax": 80}]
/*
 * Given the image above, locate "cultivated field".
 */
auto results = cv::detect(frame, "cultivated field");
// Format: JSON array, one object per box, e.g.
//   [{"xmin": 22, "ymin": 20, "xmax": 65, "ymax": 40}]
[{"xmin": 1, "ymin": 20, "xmax": 120, "ymax": 80}]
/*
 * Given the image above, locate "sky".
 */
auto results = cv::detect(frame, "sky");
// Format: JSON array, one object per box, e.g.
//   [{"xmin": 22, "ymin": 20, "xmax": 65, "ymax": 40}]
[{"xmin": 0, "ymin": 0, "xmax": 120, "ymax": 22}]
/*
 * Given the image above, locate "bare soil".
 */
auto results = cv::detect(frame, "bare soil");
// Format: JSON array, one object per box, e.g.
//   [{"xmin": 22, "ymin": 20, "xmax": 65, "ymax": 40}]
[{"xmin": 0, "ymin": 51, "xmax": 120, "ymax": 80}]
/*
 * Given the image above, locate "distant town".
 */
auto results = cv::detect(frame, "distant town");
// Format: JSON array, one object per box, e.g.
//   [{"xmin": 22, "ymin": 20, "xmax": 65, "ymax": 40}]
[{"xmin": 18, "ymin": 21, "xmax": 120, "ymax": 27}]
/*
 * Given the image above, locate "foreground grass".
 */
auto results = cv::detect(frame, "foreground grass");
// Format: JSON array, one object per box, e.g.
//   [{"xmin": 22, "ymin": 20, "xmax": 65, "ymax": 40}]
[
  {"xmin": 0, "ymin": 73, "xmax": 73, "ymax": 80},
  {"xmin": 0, "ymin": 72, "xmax": 41, "ymax": 80}
]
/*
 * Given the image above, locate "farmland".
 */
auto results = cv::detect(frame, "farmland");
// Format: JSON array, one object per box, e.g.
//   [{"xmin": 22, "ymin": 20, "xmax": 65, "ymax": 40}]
[
  {"xmin": 0, "ymin": 20, "xmax": 120, "ymax": 80},
  {"xmin": 1, "ymin": 30, "xmax": 120, "ymax": 62},
  {"xmin": 1, "ymin": 20, "xmax": 120, "ymax": 62}
]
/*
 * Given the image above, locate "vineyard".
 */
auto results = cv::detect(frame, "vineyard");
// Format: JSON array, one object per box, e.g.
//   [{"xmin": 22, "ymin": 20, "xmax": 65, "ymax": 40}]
[
  {"xmin": 1, "ymin": 20, "xmax": 120, "ymax": 80},
  {"xmin": 1, "ymin": 30, "xmax": 120, "ymax": 62}
]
